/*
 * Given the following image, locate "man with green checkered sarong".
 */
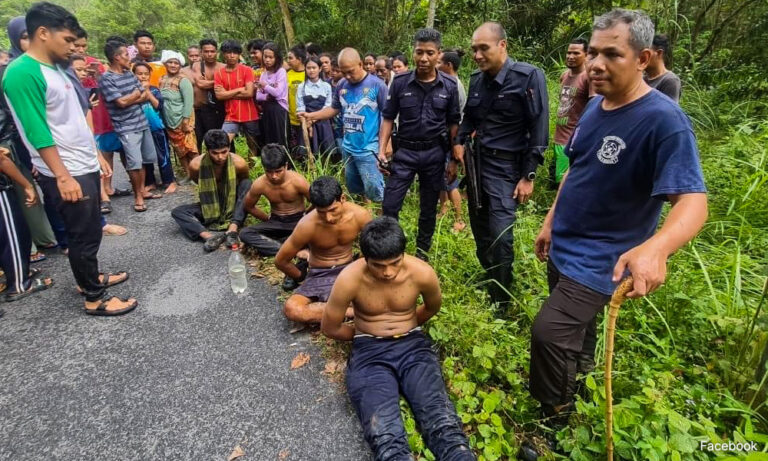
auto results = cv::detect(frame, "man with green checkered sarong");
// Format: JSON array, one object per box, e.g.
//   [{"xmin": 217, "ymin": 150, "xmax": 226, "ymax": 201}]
[{"xmin": 171, "ymin": 129, "xmax": 251, "ymax": 252}]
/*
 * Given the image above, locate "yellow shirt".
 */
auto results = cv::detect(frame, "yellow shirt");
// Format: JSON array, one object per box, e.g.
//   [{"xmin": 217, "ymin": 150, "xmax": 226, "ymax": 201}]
[{"xmin": 287, "ymin": 69, "xmax": 305, "ymax": 126}]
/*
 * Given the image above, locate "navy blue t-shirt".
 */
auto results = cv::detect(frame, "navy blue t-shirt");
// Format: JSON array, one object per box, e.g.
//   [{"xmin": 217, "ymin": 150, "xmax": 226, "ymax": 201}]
[{"xmin": 549, "ymin": 90, "xmax": 707, "ymax": 295}]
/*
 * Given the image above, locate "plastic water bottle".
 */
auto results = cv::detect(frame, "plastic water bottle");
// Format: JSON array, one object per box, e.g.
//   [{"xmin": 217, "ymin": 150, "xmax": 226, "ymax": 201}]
[{"xmin": 228, "ymin": 244, "xmax": 247, "ymax": 294}]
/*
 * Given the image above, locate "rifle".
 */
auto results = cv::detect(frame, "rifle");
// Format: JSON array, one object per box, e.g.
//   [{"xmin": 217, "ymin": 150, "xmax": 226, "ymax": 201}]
[{"xmin": 463, "ymin": 139, "xmax": 482, "ymax": 211}]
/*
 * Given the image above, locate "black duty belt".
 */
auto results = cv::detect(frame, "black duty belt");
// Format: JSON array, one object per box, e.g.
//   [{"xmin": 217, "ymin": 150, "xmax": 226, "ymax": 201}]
[
  {"xmin": 398, "ymin": 136, "xmax": 442, "ymax": 151},
  {"xmin": 477, "ymin": 145, "xmax": 521, "ymax": 161}
]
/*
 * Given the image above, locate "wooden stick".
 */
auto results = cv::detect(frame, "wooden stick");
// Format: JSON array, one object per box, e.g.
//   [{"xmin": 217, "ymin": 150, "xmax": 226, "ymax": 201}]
[
  {"xmin": 605, "ymin": 276, "xmax": 634, "ymax": 461},
  {"xmin": 301, "ymin": 119, "xmax": 315, "ymax": 172}
]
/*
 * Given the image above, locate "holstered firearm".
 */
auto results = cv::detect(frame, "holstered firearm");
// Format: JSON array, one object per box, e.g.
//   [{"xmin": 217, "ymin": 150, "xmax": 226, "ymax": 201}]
[{"xmin": 463, "ymin": 139, "xmax": 482, "ymax": 211}]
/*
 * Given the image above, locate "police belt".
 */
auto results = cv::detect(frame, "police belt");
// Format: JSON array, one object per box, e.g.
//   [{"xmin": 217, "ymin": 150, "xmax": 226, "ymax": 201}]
[
  {"xmin": 397, "ymin": 136, "xmax": 443, "ymax": 151},
  {"xmin": 476, "ymin": 144, "xmax": 522, "ymax": 162}
]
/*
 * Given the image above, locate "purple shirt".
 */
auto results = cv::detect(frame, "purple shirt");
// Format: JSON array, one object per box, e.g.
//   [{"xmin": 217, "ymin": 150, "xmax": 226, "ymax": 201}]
[{"xmin": 255, "ymin": 67, "xmax": 288, "ymax": 111}]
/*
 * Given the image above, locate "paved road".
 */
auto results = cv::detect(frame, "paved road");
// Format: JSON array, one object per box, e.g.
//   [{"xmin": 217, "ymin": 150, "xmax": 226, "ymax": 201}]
[{"xmin": 0, "ymin": 173, "xmax": 370, "ymax": 460}]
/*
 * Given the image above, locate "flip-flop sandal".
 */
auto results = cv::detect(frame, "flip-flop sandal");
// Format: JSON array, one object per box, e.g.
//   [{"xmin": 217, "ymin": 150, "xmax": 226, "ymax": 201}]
[
  {"xmin": 133, "ymin": 204, "xmax": 147, "ymax": 212},
  {"xmin": 41, "ymin": 243, "xmax": 58, "ymax": 249},
  {"xmin": 77, "ymin": 271, "xmax": 129, "ymax": 295},
  {"xmin": 100, "ymin": 201, "xmax": 113, "ymax": 214},
  {"xmin": 85, "ymin": 296, "xmax": 138, "ymax": 316},
  {"xmin": 30, "ymin": 252, "xmax": 47, "ymax": 263},
  {"xmin": 4, "ymin": 277, "xmax": 54, "ymax": 302},
  {"xmin": 109, "ymin": 188, "xmax": 132, "ymax": 197},
  {"xmin": 143, "ymin": 192, "xmax": 163, "ymax": 200}
]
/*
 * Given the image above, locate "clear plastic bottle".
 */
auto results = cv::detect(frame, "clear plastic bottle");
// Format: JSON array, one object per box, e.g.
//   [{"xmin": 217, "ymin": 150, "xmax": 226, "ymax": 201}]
[{"xmin": 228, "ymin": 244, "xmax": 247, "ymax": 294}]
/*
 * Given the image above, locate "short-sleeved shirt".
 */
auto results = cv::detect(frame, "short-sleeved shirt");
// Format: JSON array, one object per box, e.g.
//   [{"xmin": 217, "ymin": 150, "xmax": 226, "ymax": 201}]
[
  {"xmin": 382, "ymin": 70, "xmax": 461, "ymax": 140},
  {"xmin": 549, "ymin": 91, "xmax": 706, "ymax": 295},
  {"xmin": 214, "ymin": 64, "xmax": 259, "ymax": 123},
  {"xmin": 331, "ymin": 73, "xmax": 388, "ymax": 157},
  {"xmin": 644, "ymin": 71, "xmax": 681, "ymax": 103},
  {"xmin": 554, "ymin": 69, "xmax": 591, "ymax": 145},
  {"xmin": 287, "ymin": 69, "xmax": 306, "ymax": 125},
  {"xmin": 100, "ymin": 70, "xmax": 149, "ymax": 134},
  {"xmin": 2, "ymin": 54, "xmax": 100, "ymax": 177}
]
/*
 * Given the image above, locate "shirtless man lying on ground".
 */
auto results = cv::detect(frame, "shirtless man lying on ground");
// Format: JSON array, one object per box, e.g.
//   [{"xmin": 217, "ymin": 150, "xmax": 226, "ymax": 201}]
[
  {"xmin": 276, "ymin": 176, "xmax": 371, "ymax": 323},
  {"xmin": 239, "ymin": 143, "xmax": 310, "ymax": 289},
  {"xmin": 321, "ymin": 216, "xmax": 475, "ymax": 460}
]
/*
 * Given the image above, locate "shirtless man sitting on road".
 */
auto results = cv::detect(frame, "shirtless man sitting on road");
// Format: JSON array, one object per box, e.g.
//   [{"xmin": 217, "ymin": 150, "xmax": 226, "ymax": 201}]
[
  {"xmin": 276, "ymin": 176, "xmax": 371, "ymax": 323},
  {"xmin": 240, "ymin": 144, "xmax": 310, "ymax": 289},
  {"xmin": 321, "ymin": 217, "xmax": 474, "ymax": 461}
]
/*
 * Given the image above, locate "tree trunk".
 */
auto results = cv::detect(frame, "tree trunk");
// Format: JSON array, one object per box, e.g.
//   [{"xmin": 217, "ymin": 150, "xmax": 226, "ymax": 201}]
[
  {"xmin": 426, "ymin": 0, "xmax": 437, "ymax": 28},
  {"xmin": 277, "ymin": 0, "xmax": 296, "ymax": 46}
]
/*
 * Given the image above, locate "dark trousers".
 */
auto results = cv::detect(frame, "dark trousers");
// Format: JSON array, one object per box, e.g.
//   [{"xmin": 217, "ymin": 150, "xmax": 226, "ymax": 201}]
[
  {"xmin": 194, "ymin": 104, "xmax": 227, "ymax": 153},
  {"xmin": 171, "ymin": 178, "xmax": 252, "ymax": 240},
  {"xmin": 144, "ymin": 129, "xmax": 176, "ymax": 187},
  {"xmin": 381, "ymin": 146, "xmax": 445, "ymax": 253},
  {"xmin": 239, "ymin": 211, "xmax": 302, "ymax": 257},
  {"xmin": 468, "ymin": 154, "xmax": 520, "ymax": 306},
  {"xmin": 37, "ymin": 172, "xmax": 105, "ymax": 302},
  {"xmin": 0, "ymin": 188, "xmax": 32, "ymax": 294},
  {"xmin": 529, "ymin": 260, "xmax": 610, "ymax": 407},
  {"xmin": 346, "ymin": 332, "xmax": 475, "ymax": 461}
]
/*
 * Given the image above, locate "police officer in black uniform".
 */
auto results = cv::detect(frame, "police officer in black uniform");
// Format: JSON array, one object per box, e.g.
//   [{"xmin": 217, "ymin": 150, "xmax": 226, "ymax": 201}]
[
  {"xmin": 379, "ymin": 28, "xmax": 461, "ymax": 259},
  {"xmin": 451, "ymin": 22, "xmax": 549, "ymax": 307}
]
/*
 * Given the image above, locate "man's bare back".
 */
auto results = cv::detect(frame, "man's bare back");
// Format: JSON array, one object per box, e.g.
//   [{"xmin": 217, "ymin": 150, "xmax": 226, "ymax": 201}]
[
  {"xmin": 244, "ymin": 170, "xmax": 308, "ymax": 219},
  {"xmin": 332, "ymin": 255, "xmax": 440, "ymax": 338}
]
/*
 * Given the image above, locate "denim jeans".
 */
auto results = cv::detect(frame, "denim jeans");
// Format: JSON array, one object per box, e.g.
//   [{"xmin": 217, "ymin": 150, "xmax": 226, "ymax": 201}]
[
  {"xmin": 344, "ymin": 151, "xmax": 384, "ymax": 202},
  {"xmin": 346, "ymin": 331, "xmax": 475, "ymax": 461}
]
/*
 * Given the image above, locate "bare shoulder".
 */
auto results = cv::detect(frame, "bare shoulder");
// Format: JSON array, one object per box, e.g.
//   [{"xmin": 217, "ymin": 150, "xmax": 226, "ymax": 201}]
[
  {"xmin": 288, "ymin": 170, "xmax": 310, "ymax": 187},
  {"xmin": 338, "ymin": 259, "xmax": 366, "ymax": 284},
  {"xmin": 406, "ymin": 255, "xmax": 438, "ymax": 283},
  {"xmin": 232, "ymin": 154, "xmax": 250, "ymax": 175},
  {"xmin": 348, "ymin": 202, "xmax": 373, "ymax": 226},
  {"xmin": 251, "ymin": 175, "xmax": 267, "ymax": 193},
  {"xmin": 189, "ymin": 155, "xmax": 202, "ymax": 170}
]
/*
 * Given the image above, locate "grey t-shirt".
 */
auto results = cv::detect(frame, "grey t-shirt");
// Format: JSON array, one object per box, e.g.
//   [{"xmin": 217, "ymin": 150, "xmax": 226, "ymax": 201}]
[{"xmin": 645, "ymin": 70, "xmax": 681, "ymax": 103}]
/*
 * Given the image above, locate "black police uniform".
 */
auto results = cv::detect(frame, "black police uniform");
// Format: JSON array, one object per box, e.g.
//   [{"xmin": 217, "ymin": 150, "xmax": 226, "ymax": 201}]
[
  {"xmin": 456, "ymin": 57, "xmax": 549, "ymax": 305},
  {"xmin": 381, "ymin": 70, "xmax": 461, "ymax": 255}
]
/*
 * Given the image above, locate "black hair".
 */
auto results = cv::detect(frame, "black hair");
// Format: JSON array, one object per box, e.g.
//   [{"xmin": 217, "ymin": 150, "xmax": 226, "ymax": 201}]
[
  {"xmin": 652, "ymin": 34, "xmax": 671, "ymax": 64},
  {"xmin": 569, "ymin": 37, "xmax": 588, "ymax": 52},
  {"xmin": 309, "ymin": 176, "xmax": 343, "ymax": 208},
  {"xmin": 199, "ymin": 38, "xmax": 217, "ymax": 49},
  {"xmin": 220, "ymin": 40, "xmax": 243, "ymax": 55},
  {"xmin": 203, "ymin": 129, "xmax": 231, "ymax": 151},
  {"xmin": 69, "ymin": 53, "xmax": 85, "ymax": 63},
  {"xmin": 364, "ymin": 53, "xmax": 377, "ymax": 61},
  {"xmin": 289, "ymin": 44, "xmax": 307, "ymax": 64},
  {"xmin": 414, "ymin": 28, "xmax": 441, "ymax": 47},
  {"xmin": 330, "ymin": 57, "xmax": 338, "ymax": 68},
  {"xmin": 440, "ymin": 51, "xmax": 461, "ymax": 71},
  {"xmin": 261, "ymin": 144, "xmax": 289, "ymax": 170},
  {"xmin": 133, "ymin": 29, "xmax": 154, "ymax": 43},
  {"xmin": 132, "ymin": 61, "xmax": 151, "ymax": 73},
  {"xmin": 305, "ymin": 56, "xmax": 322, "ymax": 69},
  {"xmin": 320, "ymin": 52, "xmax": 333, "ymax": 61},
  {"xmin": 187, "ymin": 44, "xmax": 200, "ymax": 50},
  {"xmin": 306, "ymin": 43, "xmax": 323, "ymax": 56},
  {"xmin": 25, "ymin": 2, "xmax": 81, "ymax": 39},
  {"xmin": 247, "ymin": 39, "xmax": 266, "ymax": 52},
  {"xmin": 392, "ymin": 54, "xmax": 408, "ymax": 66},
  {"xmin": 105, "ymin": 35, "xmax": 128, "ymax": 45},
  {"xmin": 261, "ymin": 42, "xmax": 283, "ymax": 70},
  {"xmin": 387, "ymin": 50, "xmax": 404, "ymax": 58},
  {"xmin": 360, "ymin": 217, "xmax": 406, "ymax": 260},
  {"xmin": 75, "ymin": 28, "xmax": 87, "ymax": 39},
  {"xmin": 104, "ymin": 40, "xmax": 126, "ymax": 63}
]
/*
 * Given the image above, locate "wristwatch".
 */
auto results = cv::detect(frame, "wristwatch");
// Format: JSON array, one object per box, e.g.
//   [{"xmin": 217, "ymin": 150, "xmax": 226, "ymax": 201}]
[{"xmin": 526, "ymin": 172, "xmax": 536, "ymax": 181}]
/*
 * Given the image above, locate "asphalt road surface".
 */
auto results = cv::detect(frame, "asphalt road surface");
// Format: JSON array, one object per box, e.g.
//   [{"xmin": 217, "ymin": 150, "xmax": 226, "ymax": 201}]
[{"xmin": 0, "ymin": 171, "xmax": 371, "ymax": 461}]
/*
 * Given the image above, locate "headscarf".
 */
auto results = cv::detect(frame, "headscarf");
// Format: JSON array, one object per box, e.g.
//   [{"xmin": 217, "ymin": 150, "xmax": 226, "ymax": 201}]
[
  {"xmin": 160, "ymin": 50, "xmax": 185, "ymax": 66},
  {"xmin": 6, "ymin": 16, "xmax": 26, "ymax": 60}
]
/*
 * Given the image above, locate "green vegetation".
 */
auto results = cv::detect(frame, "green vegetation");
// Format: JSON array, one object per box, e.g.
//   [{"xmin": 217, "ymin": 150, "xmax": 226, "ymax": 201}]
[{"xmin": 3, "ymin": 0, "xmax": 768, "ymax": 458}]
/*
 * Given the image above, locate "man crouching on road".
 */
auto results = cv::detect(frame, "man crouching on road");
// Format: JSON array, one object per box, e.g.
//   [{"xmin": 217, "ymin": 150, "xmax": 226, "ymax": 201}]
[
  {"xmin": 276, "ymin": 176, "xmax": 371, "ymax": 324},
  {"xmin": 322, "ymin": 217, "xmax": 475, "ymax": 461}
]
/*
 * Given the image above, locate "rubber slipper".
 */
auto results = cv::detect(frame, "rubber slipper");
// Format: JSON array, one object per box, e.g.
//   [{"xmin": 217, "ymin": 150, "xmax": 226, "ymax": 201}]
[
  {"xmin": 4, "ymin": 277, "xmax": 54, "ymax": 302},
  {"xmin": 143, "ymin": 192, "xmax": 163, "ymax": 200},
  {"xmin": 85, "ymin": 295, "xmax": 138, "ymax": 316},
  {"xmin": 77, "ymin": 271, "xmax": 129, "ymax": 295},
  {"xmin": 30, "ymin": 252, "xmax": 47, "ymax": 263},
  {"xmin": 101, "ymin": 201, "xmax": 113, "ymax": 214},
  {"xmin": 109, "ymin": 188, "xmax": 132, "ymax": 197},
  {"xmin": 133, "ymin": 204, "xmax": 147, "ymax": 212}
]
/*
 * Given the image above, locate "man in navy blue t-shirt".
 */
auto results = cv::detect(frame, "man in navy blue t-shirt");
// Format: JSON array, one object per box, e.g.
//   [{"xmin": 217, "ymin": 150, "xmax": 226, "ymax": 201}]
[{"xmin": 529, "ymin": 8, "xmax": 707, "ymax": 424}]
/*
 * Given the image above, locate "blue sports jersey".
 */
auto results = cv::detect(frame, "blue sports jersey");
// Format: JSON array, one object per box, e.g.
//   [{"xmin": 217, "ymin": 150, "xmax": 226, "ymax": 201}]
[
  {"xmin": 332, "ymin": 73, "xmax": 387, "ymax": 157},
  {"xmin": 549, "ymin": 90, "xmax": 707, "ymax": 295}
]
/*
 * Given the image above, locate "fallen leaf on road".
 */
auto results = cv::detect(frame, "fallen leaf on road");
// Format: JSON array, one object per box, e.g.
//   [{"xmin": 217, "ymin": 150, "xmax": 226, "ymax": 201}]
[
  {"xmin": 278, "ymin": 449, "xmax": 290, "ymax": 460},
  {"xmin": 322, "ymin": 359, "xmax": 343, "ymax": 375},
  {"xmin": 228, "ymin": 444, "xmax": 245, "ymax": 460},
  {"xmin": 291, "ymin": 352, "xmax": 310, "ymax": 369}
]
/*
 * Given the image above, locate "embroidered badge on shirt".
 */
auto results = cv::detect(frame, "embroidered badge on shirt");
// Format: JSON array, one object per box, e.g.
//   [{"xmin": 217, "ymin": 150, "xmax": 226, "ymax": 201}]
[{"xmin": 596, "ymin": 135, "xmax": 626, "ymax": 165}]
